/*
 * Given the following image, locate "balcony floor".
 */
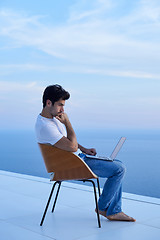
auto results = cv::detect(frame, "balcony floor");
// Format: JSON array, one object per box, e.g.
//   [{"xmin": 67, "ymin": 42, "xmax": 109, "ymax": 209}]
[{"xmin": 0, "ymin": 170, "xmax": 160, "ymax": 240}]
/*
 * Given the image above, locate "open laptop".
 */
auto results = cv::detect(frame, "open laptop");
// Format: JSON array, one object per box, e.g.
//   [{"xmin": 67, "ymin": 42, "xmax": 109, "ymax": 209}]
[{"xmin": 85, "ymin": 137, "xmax": 126, "ymax": 161}]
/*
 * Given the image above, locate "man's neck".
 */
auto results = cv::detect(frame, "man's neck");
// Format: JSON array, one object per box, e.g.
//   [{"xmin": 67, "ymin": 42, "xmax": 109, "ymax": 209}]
[{"xmin": 41, "ymin": 109, "xmax": 53, "ymax": 119}]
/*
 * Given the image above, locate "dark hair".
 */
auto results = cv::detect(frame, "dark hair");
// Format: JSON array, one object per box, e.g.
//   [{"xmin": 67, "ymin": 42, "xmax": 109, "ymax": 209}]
[{"xmin": 42, "ymin": 84, "xmax": 70, "ymax": 108}]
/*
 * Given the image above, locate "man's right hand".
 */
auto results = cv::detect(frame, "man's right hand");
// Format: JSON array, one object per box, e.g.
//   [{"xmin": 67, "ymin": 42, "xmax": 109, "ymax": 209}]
[
  {"xmin": 54, "ymin": 112, "xmax": 78, "ymax": 152},
  {"xmin": 56, "ymin": 113, "xmax": 69, "ymax": 125}
]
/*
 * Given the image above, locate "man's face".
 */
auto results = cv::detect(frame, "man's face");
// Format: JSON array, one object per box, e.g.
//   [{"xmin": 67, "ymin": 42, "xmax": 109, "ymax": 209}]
[{"xmin": 47, "ymin": 99, "xmax": 65, "ymax": 117}]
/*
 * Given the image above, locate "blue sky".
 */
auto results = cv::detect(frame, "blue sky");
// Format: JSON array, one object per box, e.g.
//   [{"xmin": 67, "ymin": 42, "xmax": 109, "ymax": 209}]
[{"xmin": 0, "ymin": 0, "xmax": 160, "ymax": 130}]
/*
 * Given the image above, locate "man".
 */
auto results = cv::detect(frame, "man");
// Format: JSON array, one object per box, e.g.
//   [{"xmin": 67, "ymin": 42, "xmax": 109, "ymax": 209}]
[{"xmin": 35, "ymin": 84, "xmax": 136, "ymax": 222}]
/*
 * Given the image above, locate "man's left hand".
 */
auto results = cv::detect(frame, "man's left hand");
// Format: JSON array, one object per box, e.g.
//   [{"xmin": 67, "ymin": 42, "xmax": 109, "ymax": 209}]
[{"xmin": 85, "ymin": 148, "xmax": 97, "ymax": 156}]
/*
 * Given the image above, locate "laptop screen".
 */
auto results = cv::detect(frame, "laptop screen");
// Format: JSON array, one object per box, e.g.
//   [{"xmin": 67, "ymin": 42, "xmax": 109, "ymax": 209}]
[{"xmin": 110, "ymin": 137, "xmax": 126, "ymax": 159}]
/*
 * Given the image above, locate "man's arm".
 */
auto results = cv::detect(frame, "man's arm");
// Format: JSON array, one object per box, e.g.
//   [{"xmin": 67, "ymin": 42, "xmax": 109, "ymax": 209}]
[
  {"xmin": 54, "ymin": 113, "xmax": 78, "ymax": 152},
  {"xmin": 78, "ymin": 143, "xmax": 97, "ymax": 156}
]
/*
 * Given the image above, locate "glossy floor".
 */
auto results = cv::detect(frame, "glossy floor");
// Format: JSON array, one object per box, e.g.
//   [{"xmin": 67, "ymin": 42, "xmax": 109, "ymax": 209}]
[{"xmin": 0, "ymin": 170, "xmax": 160, "ymax": 240}]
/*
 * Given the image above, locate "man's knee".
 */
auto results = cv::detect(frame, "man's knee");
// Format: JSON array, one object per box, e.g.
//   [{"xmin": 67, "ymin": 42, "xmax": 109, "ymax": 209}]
[
  {"xmin": 115, "ymin": 161, "xmax": 126, "ymax": 177},
  {"xmin": 120, "ymin": 164, "xmax": 126, "ymax": 176}
]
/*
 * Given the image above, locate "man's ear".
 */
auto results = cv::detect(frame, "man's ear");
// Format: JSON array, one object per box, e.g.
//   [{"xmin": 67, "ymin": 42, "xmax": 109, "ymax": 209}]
[{"xmin": 46, "ymin": 100, "xmax": 52, "ymax": 107}]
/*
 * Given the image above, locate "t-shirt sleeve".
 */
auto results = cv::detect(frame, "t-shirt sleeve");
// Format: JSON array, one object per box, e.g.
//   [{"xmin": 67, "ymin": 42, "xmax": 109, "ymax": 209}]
[{"xmin": 39, "ymin": 122, "xmax": 64, "ymax": 145}]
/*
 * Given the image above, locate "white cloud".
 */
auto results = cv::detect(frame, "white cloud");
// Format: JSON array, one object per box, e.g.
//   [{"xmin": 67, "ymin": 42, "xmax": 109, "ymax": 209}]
[
  {"xmin": 140, "ymin": 0, "xmax": 160, "ymax": 22},
  {"xmin": 0, "ymin": 80, "xmax": 44, "ymax": 128},
  {"xmin": 0, "ymin": 0, "xmax": 160, "ymax": 79},
  {"xmin": 0, "ymin": 79, "xmax": 160, "ymax": 129},
  {"xmin": 68, "ymin": 0, "xmax": 113, "ymax": 22},
  {"xmin": 0, "ymin": 64, "xmax": 53, "ymax": 75},
  {"xmin": 0, "ymin": 80, "xmax": 43, "ymax": 97},
  {"xmin": 1, "ymin": 63, "xmax": 160, "ymax": 79},
  {"xmin": 0, "ymin": 1, "xmax": 160, "ymax": 129}
]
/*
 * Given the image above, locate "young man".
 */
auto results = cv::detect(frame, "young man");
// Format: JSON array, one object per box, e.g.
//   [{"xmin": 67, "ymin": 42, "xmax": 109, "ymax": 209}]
[{"xmin": 35, "ymin": 84, "xmax": 136, "ymax": 222}]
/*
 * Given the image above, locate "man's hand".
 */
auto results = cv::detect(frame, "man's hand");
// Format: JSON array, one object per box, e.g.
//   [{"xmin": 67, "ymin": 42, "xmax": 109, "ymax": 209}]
[
  {"xmin": 84, "ymin": 148, "xmax": 97, "ymax": 156},
  {"xmin": 54, "ymin": 112, "xmax": 78, "ymax": 152},
  {"xmin": 78, "ymin": 144, "xmax": 97, "ymax": 156},
  {"xmin": 56, "ymin": 113, "xmax": 69, "ymax": 125}
]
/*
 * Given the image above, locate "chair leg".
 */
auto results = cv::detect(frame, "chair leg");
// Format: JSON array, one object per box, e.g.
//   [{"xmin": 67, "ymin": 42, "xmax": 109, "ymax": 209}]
[
  {"xmin": 82, "ymin": 179, "xmax": 101, "ymax": 228},
  {"xmin": 97, "ymin": 178, "xmax": 101, "ymax": 197},
  {"xmin": 52, "ymin": 181, "xmax": 62, "ymax": 213},
  {"xmin": 90, "ymin": 180, "xmax": 101, "ymax": 228},
  {"xmin": 40, "ymin": 181, "xmax": 59, "ymax": 226}
]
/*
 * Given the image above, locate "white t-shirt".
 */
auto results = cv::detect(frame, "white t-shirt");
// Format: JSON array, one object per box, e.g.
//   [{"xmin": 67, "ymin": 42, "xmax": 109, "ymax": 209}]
[
  {"xmin": 35, "ymin": 114, "xmax": 81, "ymax": 156},
  {"xmin": 35, "ymin": 114, "xmax": 67, "ymax": 145}
]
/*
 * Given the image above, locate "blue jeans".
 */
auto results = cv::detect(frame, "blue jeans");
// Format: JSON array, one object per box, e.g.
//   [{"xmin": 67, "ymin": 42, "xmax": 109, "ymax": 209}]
[{"xmin": 79, "ymin": 153, "xmax": 126, "ymax": 216}]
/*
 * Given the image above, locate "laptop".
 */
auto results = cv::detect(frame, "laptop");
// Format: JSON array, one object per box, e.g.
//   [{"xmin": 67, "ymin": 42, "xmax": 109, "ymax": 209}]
[{"xmin": 85, "ymin": 137, "xmax": 126, "ymax": 161}]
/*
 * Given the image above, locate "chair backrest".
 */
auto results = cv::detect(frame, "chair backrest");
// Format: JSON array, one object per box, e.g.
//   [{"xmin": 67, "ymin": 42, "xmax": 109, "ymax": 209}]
[{"xmin": 38, "ymin": 143, "xmax": 97, "ymax": 181}]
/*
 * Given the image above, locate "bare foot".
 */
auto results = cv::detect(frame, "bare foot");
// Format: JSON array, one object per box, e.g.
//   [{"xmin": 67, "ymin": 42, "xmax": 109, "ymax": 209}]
[
  {"xmin": 95, "ymin": 208, "xmax": 107, "ymax": 217},
  {"xmin": 107, "ymin": 212, "xmax": 136, "ymax": 222},
  {"xmin": 95, "ymin": 209, "xmax": 136, "ymax": 222}
]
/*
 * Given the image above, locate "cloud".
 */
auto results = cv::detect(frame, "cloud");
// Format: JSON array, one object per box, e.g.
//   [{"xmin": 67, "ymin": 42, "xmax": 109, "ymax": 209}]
[
  {"xmin": 68, "ymin": 0, "xmax": 113, "ymax": 22},
  {"xmin": 0, "ymin": 63, "xmax": 160, "ymax": 79},
  {"xmin": 0, "ymin": 63, "xmax": 53, "ymax": 75},
  {"xmin": 0, "ymin": 80, "xmax": 44, "ymax": 128},
  {"xmin": 0, "ymin": 79, "xmax": 160, "ymax": 129},
  {"xmin": 140, "ymin": 0, "xmax": 160, "ymax": 22},
  {"xmin": 0, "ymin": 0, "xmax": 160, "ymax": 79},
  {"xmin": 0, "ymin": 80, "xmax": 43, "ymax": 100}
]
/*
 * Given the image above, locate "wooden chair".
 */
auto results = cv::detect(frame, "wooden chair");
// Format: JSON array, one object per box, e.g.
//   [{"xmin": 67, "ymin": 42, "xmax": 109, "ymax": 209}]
[{"xmin": 38, "ymin": 143, "xmax": 101, "ymax": 228}]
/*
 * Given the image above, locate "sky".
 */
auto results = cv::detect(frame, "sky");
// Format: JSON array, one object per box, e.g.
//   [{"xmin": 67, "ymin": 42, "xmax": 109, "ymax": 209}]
[{"xmin": 0, "ymin": 0, "xmax": 160, "ymax": 130}]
